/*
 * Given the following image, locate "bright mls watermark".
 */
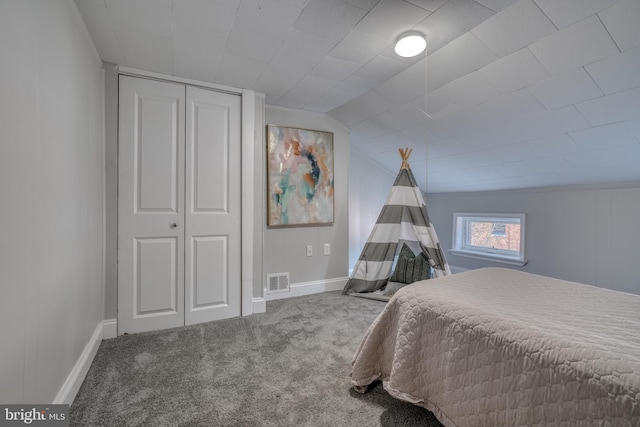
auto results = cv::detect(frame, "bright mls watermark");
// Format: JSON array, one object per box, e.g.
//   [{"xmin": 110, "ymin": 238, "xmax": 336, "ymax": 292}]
[{"xmin": 1, "ymin": 405, "xmax": 68, "ymax": 426}]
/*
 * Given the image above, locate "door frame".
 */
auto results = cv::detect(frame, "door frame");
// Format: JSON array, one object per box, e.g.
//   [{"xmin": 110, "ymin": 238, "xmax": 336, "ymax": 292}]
[{"xmin": 114, "ymin": 66, "xmax": 257, "ymax": 324}]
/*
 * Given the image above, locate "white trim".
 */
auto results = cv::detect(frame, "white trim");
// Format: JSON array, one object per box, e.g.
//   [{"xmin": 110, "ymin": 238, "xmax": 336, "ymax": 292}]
[
  {"xmin": 53, "ymin": 322, "xmax": 103, "ymax": 405},
  {"xmin": 241, "ymin": 90, "xmax": 256, "ymax": 317},
  {"xmin": 100, "ymin": 68, "xmax": 107, "ymax": 328},
  {"xmin": 265, "ymin": 277, "xmax": 348, "ymax": 301},
  {"xmin": 252, "ymin": 297, "xmax": 267, "ymax": 314},
  {"xmin": 54, "ymin": 318, "xmax": 118, "ymax": 404},
  {"xmin": 102, "ymin": 319, "xmax": 117, "ymax": 339}
]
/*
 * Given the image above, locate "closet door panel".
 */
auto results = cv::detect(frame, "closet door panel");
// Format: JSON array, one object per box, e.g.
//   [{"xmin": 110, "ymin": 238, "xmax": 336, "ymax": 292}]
[
  {"xmin": 191, "ymin": 103, "xmax": 228, "ymax": 212},
  {"xmin": 185, "ymin": 86, "xmax": 241, "ymax": 325},
  {"xmin": 135, "ymin": 237, "xmax": 179, "ymax": 314},
  {"xmin": 191, "ymin": 236, "xmax": 227, "ymax": 306},
  {"xmin": 136, "ymin": 97, "xmax": 180, "ymax": 212},
  {"xmin": 118, "ymin": 75, "xmax": 185, "ymax": 334}
]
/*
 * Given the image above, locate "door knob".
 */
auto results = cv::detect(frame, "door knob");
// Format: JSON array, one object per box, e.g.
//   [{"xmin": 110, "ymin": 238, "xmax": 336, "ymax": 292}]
[{"xmin": 170, "ymin": 223, "xmax": 177, "ymax": 229}]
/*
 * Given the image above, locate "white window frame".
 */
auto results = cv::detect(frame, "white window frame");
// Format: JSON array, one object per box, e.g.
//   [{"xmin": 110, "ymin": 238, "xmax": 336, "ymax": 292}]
[{"xmin": 450, "ymin": 212, "xmax": 528, "ymax": 266}]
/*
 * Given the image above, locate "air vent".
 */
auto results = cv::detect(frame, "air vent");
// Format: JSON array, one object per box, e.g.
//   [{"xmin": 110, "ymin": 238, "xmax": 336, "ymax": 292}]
[{"xmin": 266, "ymin": 273, "xmax": 290, "ymax": 293}]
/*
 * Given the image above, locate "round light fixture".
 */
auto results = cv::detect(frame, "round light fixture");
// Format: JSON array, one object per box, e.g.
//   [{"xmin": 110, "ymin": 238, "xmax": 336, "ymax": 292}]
[{"xmin": 394, "ymin": 31, "xmax": 426, "ymax": 58}]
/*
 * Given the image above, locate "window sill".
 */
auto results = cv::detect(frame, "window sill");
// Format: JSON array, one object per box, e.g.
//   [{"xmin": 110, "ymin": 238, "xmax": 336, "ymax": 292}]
[{"xmin": 448, "ymin": 249, "xmax": 528, "ymax": 266}]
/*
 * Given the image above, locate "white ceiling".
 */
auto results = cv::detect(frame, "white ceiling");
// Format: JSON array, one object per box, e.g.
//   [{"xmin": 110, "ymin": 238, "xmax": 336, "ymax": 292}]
[{"xmin": 75, "ymin": 0, "xmax": 640, "ymax": 192}]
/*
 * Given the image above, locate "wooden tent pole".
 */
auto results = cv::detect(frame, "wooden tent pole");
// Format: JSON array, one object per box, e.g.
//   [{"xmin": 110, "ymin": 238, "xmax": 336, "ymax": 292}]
[{"xmin": 399, "ymin": 147, "xmax": 412, "ymax": 169}]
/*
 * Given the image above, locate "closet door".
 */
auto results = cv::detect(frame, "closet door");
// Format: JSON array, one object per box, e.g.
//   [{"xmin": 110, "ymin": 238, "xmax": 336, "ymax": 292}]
[
  {"xmin": 118, "ymin": 76, "xmax": 186, "ymax": 334},
  {"xmin": 184, "ymin": 86, "xmax": 241, "ymax": 325}
]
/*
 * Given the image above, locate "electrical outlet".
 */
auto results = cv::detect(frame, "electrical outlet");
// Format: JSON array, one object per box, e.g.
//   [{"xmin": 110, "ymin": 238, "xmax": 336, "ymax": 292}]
[
  {"xmin": 324, "ymin": 243, "xmax": 331, "ymax": 255},
  {"xmin": 306, "ymin": 245, "xmax": 313, "ymax": 257}
]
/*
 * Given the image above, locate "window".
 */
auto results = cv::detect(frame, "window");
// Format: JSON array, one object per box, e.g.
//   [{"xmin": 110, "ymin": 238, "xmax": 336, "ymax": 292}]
[{"xmin": 451, "ymin": 213, "xmax": 527, "ymax": 266}]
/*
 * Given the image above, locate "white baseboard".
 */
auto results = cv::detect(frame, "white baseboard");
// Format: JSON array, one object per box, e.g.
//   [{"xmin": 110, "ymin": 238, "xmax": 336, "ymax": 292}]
[
  {"xmin": 53, "ymin": 322, "xmax": 103, "ymax": 405},
  {"xmin": 53, "ymin": 319, "xmax": 116, "ymax": 405},
  {"xmin": 265, "ymin": 277, "xmax": 347, "ymax": 301},
  {"xmin": 252, "ymin": 297, "xmax": 266, "ymax": 314}
]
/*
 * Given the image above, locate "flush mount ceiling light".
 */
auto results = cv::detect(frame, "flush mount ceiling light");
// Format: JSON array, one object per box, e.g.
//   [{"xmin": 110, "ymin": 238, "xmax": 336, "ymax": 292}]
[{"xmin": 394, "ymin": 31, "xmax": 426, "ymax": 58}]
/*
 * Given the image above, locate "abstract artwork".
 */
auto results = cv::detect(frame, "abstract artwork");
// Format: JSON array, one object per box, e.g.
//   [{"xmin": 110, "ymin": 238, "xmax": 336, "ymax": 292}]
[{"xmin": 267, "ymin": 125, "xmax": 334, "ymax": 227}]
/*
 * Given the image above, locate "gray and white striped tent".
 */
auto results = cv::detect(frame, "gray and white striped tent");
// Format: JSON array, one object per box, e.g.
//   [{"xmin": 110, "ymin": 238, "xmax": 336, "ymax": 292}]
[{"xmin": 343, "ymin": 149, "xmax": 451, "ymax": 295}]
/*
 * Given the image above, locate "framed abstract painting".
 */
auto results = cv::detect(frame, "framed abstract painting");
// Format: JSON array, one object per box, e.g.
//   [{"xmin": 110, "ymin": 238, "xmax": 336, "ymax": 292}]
[{"xmin": 266, "ymin": 125, "xmax": 334, "ymax": 227}]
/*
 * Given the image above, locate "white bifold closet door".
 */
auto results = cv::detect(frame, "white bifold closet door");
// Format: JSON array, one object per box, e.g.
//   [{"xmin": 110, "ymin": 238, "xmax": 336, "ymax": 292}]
[{"xmin": 118, "ymin": 75, "xmax": 241, "ymax": 335}]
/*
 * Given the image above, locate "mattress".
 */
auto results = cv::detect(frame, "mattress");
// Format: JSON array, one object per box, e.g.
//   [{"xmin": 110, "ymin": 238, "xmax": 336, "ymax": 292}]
[{"xmin": 350, "ymin": 268, "xmax": 640, "ymax": 426}]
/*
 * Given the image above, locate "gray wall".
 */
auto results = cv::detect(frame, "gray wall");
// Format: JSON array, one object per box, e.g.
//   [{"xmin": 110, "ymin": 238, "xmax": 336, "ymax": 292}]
[
  {"xmin": 103, "ymin": 66, "xmax": 118, "ymax": 320},
  {"xmin": 348, "ymin": 148, "xmax": 395, "ymax": 271},
  {"xmin": 261, "ymin": 106, "xmax": 351, "ymax": 293},
  {"xmin": 427, "ymin": 184, "xmax": 640, "ymax": 295},
  {"xmin": 0, "ymin": 0, "xmax": 105, "ymax": 403}
]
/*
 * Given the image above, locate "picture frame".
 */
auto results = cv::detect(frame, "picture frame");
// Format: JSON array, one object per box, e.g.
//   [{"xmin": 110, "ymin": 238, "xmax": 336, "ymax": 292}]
[{"xmin": 266, "ymin": 124, "xmax": 334, "ymax": 227}]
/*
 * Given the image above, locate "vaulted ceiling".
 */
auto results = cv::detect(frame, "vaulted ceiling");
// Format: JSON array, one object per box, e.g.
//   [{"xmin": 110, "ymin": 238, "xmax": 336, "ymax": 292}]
[{"xmin": 75, "ymin": 0, "xmax": 640, "ymax": 192}]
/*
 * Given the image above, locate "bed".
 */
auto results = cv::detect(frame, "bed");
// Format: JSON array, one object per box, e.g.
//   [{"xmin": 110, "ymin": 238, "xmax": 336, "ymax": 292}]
[{"xmin": 350, "ymin": 268, "xmax": 640, "ymax": 426}]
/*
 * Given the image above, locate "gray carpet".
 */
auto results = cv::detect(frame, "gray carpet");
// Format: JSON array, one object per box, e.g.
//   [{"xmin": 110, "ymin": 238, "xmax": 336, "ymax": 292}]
[{"xmin": 70, "ymin": 292, "xmax": 444, "ymax": 426}]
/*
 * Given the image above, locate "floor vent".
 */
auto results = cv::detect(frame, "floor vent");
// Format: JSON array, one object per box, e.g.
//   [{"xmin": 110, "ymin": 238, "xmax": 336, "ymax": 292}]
[{"xmin": 266, "ymin": 273, "xmax": 290, "ymax": 293}]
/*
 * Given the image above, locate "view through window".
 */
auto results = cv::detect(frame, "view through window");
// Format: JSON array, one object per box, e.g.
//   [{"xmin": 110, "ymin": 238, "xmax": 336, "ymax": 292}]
[{"xmin": 452, "ymin": 213, "xmax": 527, "ymax": 265}]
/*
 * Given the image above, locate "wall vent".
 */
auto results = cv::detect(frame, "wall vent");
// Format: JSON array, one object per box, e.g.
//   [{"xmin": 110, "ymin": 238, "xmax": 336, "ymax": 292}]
[{"xmin": 266, "ymin": 273, "xmax": 290, "ymax": 293}]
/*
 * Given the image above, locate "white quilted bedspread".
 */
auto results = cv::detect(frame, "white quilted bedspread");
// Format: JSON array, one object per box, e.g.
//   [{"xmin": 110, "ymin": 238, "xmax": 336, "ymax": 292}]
[{"xmin": 351, "ymin": 268, "xmax": 640, "ymax": 426}]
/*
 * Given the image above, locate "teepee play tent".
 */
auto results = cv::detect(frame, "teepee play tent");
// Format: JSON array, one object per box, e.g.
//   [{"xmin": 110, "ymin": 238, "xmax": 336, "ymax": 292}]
[{"xmin": 343, "ymin": 148, "xmax": 450, "ymax": 296}]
